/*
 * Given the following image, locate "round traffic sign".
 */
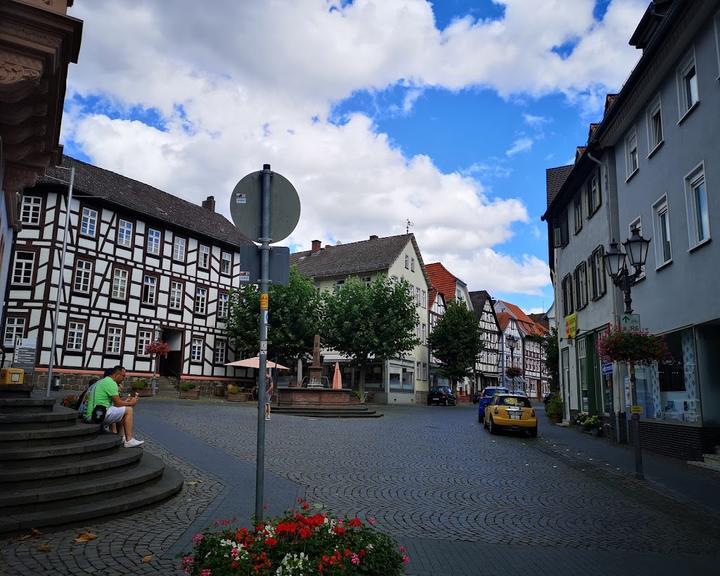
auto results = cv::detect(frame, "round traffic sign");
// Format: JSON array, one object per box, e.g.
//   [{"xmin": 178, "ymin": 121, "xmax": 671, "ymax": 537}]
[{"xmin": 230, "ymin": 169, "xmax": 301, "ymax": 243}]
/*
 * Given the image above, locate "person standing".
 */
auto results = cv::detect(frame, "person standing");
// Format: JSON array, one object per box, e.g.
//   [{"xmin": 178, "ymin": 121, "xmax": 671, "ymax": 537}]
[
  {"xmin": 84, "ymin": 365, "xmax": 144, "ymax": 448},
  {"xmin": 265, "ymin": 374, "xmax": 274, "ymax": 421}
]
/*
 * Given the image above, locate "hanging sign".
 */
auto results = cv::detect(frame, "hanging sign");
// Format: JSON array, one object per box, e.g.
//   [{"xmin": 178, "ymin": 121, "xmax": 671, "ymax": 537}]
[
  {"xmin": 260, "ymin": 293, "xmax": 269, "ymax": 310},
  {"xmin": 564, "ymin": 313, "xmax": 577, "ymax": 339}
]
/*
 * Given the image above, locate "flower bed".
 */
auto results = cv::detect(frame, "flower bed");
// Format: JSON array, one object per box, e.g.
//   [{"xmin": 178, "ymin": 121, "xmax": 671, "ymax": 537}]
[{"xmin": 182, "ymin": 500, "xmax": 408, "ymax": 575}]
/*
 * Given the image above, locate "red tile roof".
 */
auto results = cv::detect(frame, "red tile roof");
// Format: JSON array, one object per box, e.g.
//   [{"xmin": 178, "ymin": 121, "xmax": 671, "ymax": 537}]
[
  {"xmin": 496, "ymin": 312, "xmax": 512, "ymax": 332},
  {"xmin": 425, "ymin": 262, "xmax": 459, "ymax": 302},
  {"xmin": 498, "ymin": 301, "xmax": 548, "ymax": 338}
]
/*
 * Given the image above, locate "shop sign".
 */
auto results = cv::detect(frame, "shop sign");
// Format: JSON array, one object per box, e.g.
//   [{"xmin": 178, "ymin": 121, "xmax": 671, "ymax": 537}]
[
  {"xmin": 630, "ymin": 405, "xmax": 643, "ymax": 414},
  {"xmin": 601, "ymin": 362, "xmax": 613, "ymax": 375},
  {"xmin": 564, "ymin": 313, "xmax": 577, "ymax": 339}
]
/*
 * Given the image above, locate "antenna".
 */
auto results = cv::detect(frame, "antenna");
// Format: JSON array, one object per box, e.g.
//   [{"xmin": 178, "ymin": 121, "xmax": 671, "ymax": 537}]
[{"xmin": 406, "ymin": 219, "xmax": 414, "ymax": 234}]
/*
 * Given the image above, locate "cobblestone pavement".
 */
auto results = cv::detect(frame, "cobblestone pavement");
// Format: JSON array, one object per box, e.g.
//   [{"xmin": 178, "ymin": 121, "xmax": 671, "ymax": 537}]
[
  {"xmin": 0, "ymin": 434, "xmax": 224, "ymax": 576},
  {"xmin": 146, "ymin": 401, "xmax": 720, "ymax": 555}
]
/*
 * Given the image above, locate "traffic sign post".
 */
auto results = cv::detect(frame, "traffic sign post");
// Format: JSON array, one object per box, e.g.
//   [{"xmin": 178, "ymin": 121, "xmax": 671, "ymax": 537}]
[
  {"xmin": 620, "ymin": 313, "xmax": 641, "ymax": 332},
  {"xmin": 230, "ymin": 165, "xmax": 300, "ymax": 522}
]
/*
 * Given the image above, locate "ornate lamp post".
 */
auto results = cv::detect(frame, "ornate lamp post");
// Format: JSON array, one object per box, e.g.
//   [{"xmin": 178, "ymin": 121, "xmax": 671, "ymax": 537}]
[
  {"xmin": 604, "ymin": 227, "xmax": 651, "ymax": 480},
  {"xmin": 507, "ymin": 334, "xmax": 518, "ymax": 393}
]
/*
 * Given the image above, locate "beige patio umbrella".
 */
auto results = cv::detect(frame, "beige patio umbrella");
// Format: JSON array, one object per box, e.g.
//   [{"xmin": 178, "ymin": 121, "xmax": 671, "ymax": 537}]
[
  {"xmin": 331, "ymin": 361, "xmax": 343, "ymax": 389},
  {"xmin": 225, "ymin": 357, "xmax": 290, "ymax": 370}
]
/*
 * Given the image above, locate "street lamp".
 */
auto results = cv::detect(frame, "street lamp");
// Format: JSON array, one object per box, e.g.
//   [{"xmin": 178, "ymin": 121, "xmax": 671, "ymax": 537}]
[
  {"xmin": 507, "ymin": 334, "xmax": 517, "ymax": 393},
  {"xmin": 604, "ymin": 227, "xmax": 651, "ymax": 480}
]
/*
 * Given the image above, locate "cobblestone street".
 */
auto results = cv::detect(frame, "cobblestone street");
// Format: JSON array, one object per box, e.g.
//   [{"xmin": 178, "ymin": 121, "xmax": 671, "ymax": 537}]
[{"xmin": 2, "ymin": 400, "xmax": 719, "ymax": 575}]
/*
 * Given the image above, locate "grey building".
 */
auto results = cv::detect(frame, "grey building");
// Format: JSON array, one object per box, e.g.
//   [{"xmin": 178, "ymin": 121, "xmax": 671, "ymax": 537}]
[{"xmin": 544, "ymin": 0, "xmax": 720, "ymax": 460}]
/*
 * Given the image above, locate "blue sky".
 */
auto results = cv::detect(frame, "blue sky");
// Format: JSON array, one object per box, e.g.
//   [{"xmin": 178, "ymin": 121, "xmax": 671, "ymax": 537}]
[{"xmin": 63, "ymin": 0, "xmax": 646, "ymax": 314}]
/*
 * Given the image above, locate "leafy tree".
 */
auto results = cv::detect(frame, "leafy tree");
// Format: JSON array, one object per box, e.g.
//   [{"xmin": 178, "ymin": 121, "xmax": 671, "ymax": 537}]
[
  {"xmin": 543, "ymin": 327, "xmax": 560, "ymax": 393},
  {"xmin": 227, "ymin": 266, "xmax": 323, "ymax": 366},
  {"xmin": 427, "ymin": 300, "xmax": 483, "ymax": 393},
  {"xmin": 322, "ymin": 276, "xmax": 419, "ymax": 397}
]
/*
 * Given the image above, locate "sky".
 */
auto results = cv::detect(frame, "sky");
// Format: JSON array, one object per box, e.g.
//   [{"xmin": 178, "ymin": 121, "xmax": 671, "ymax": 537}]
[{"xmin": 61, "ymin": 0, "xmax": 647, "ymax": 314}]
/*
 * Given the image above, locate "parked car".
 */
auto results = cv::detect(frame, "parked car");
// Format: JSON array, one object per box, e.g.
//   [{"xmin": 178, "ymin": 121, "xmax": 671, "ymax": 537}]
[
  {"xmin": 483, "ymin": 394, "xmax": 537, "ymax": 437},
  {"xmin": 477, "ymin": 386, "xmax": 509, "ymax": 421},
  {"xmin": 427, "ymin": 386, "xmax": 456, "ymax": 406}
]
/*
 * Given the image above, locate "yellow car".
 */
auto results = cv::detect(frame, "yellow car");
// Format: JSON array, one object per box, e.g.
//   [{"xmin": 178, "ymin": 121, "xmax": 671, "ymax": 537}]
[{"xmin": 483, "ymin": 394, "xmax": 537, "ymax": 437}]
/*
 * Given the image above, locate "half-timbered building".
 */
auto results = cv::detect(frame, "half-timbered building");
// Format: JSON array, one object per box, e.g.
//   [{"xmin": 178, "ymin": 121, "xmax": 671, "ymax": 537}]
[
  {"xmin": 469, "ymin": 290, "xmax": 501, "ymax": 390},
  {"xmin": 3, "ymin": 156, "xmax": 254, "ymax": 387}
]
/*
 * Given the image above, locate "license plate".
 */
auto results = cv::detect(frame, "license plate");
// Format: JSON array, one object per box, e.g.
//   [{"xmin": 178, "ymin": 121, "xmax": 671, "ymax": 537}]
[{"xmin": 509, "ymin": 413, "xmax": 520, "ymax": 420}]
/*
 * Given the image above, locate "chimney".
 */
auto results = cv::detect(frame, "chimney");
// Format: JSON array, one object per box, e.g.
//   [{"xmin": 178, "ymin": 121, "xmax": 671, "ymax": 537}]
[
  {"xmin": 311, "ymin": 239, "xmax": 321, "ymax": 253},
  {"xmin": 201, "ymin": 195, "xmax": 216, "ymax": 212},
  {"xmin": 369, "ymin": 235, "xmax": 378, "ymax": 240}
]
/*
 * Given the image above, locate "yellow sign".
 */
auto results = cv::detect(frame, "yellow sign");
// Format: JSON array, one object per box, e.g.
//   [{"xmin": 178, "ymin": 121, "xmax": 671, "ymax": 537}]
[
  {"xmin": 564, "ymin": 313, "xmax": 577, "ymax": 339},
  {"xmin": 630, "ymin": 405, "xmax": 643, "ymax": 414},
  {"xmin": 260, "ymin": 293, "xmax": 269, "ymax": 310}
]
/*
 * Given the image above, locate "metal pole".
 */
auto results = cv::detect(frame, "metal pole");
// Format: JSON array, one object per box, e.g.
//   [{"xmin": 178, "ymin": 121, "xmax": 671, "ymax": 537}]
[
  {"xmin": 255, "ymin": 164, "xmax": 272, "ymax": 521},
  {"xmin": 46, "ymin": 167, "xmax": 75, "ymax": 398},
  {"xmin": 629, "ymin": 362, "xmax": 644, "ymax": 479}
]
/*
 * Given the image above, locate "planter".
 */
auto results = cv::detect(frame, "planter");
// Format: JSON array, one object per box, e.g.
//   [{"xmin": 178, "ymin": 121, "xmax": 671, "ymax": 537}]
[
  {"xmin": 213, "ymin": 383, "xmax": 226, "ymax": 398},
  {"xmin": 227, "ymin": 392, "xmax": 251, "ymax": 402},
  {"xmin": 133, "ymin": 388, "xmax": 153, "ymax": 397},
  {"xmin": 179, "ymin": 389, "xmax": 200, "ymax": 400}
]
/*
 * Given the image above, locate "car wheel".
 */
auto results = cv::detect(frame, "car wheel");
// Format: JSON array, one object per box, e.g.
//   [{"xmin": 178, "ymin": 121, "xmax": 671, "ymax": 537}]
[
  {"xmin": 529, "ymin": 427, "xmax": 538, "ymax": 438},
  {"xmin": 488, "ymin": 418, "xmax": 497, "ymax": 435},
  {"xmin": 482, "ymin": 416, "xmax": 488, "ymax": 428},
  {"xmin": 443, "ymin": 398, "xmax": 448, "ymax": 406}
]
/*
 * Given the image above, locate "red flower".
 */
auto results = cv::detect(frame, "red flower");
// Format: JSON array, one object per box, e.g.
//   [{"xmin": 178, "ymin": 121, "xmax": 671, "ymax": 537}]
[
  {"xmin": 299, "ymin": 527, "xmax": 313, "ymax": 539},
  {"xmin": 264, "ymin": 537, "xmax": 277, "ymax": 547},
  {"xmin": 302, "ymin": 502, "xmax": 311, "ymax": 510},
  {"xmin": 334, "ymin": 526, "xmax": 346, "ymax": 536},
  {"xmin": 348, "ymin": 518, "xmax": 362, "ymax": 528}
]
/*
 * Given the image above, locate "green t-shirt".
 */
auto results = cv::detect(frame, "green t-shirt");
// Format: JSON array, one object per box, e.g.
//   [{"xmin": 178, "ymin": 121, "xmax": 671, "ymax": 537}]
[{"xmin": 84, "ymin": 376, "xmax": 119, "ymax": 420}]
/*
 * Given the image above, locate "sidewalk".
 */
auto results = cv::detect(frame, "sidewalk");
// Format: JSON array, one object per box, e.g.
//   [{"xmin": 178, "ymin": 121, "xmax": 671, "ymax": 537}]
[{"xmin": 534, "ymin": 405, "xmax": 720, "ymax": 516}]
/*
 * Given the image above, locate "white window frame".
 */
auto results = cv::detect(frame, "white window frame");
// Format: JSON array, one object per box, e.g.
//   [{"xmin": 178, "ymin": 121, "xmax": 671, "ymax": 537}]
[
  {"xmin": 73, "ymin": 259, "xmax": 93, "ymax": 293},
  {"xmin": 404, "ymin": 255, "xmax": 409, "ymax": 269},
  {"xmin": 3, "ymin": 317, "xmax": 25, "ymax": 348},
  {"xmin": 20, "ymin": 196, "xmax": 42, "ymax": 225},
  {"xmin": 199, "ymin": 244, "xmax": 210, "ymax": 269},
  {"xmin": 147, "ymin": 228, "xmax": 162, "ymax": 256},
  {"xmin": 573, "ymin": 193, "xmax": 583, "ymax": 233},
  {"xmin": 684, "ymin": 163, "xmax": 711, "ymax": 250},
  {"xmin": 170, "ymin": 281, "xmax": 183, "ymax": 310},
  {"xmin": 66, "ymin": 321, "xmax": 85, "ymax": 352},
  {"xmin": 137, "ymin": 329, "xmax": 153, "ymax": 357},
  {"xmin": 191, "ymin": 337, "xmax": 203, "ymax": 363},
  {"xmin": 587, "ymin": 169, "xmax": 601, "ymax": 215},
  {"xmin": 646, "ymin": 95, "xmax": 664, "ymax": 156},
  {"xmin": 625, "ymin": 129, "xmax": 639, "ymax": 180},
  {"xmin": 221, "ymin": 251, "xmax": 232, "ymax": 275},
  {"xmin": 218, "ymin": 292, "xmax": 229, "ymax": 320},
  {"xmin": 111, "ymin": 268, "xmax": 129, "ymax": 300},
  {"xmin": 80, "ymin": 207, "xmax": 98, "ymax": 237},
  {"xmin": 173, "ymin": 236, "xmax": 186, "ymax": 261},
  {"xmin": 677, "ymin": 49, "xmax": 699, "ymax": 122},
  {"xmin": 410, "ymin": 257, "xmax": 415, "ymax": 272},
  {"xmin": 195, "ymin": 287, "xmax": 207, "ymax": 315},
  {"xmin": 117, "ymin": 219, "xmax": 134, "ymax": 248},
  {"xmin": 214, "ymin": 338, "xmax": 227, "ymax": 365},
  {"xmin": 142, "ymin": 275, "xmax": 158, "ymax": 305},
  {"xmin": 12, "ymin": 252, "xmax": 35, "ymax": 285},
  {"xmin": 106, "ymin": 326, "xmax": 124, "ymax": 355},
  {"xmin": 652, "ymin": 195, "xmax": 672, "ymax": 268}
]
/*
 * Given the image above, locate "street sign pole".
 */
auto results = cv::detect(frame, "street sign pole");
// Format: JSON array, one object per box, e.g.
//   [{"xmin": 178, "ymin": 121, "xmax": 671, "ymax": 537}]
[{"xmin": 255, "ymin": 164, "xmax": 272, "ymax": 522}]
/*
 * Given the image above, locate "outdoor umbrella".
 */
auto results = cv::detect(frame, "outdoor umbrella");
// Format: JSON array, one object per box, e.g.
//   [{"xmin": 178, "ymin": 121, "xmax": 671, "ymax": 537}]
[
  {"xmin": 225, "ymin": 357, "xmax": 290, "ymax": 370},
  {"xmin": 332, "ymin": 362, "xmax": 343, "ymax": 389}
]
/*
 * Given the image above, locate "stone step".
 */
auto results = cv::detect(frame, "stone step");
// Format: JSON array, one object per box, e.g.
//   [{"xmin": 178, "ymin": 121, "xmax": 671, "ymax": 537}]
[
  {"xmin": 0, "ymin": 446, "xmax": 143, "ymax": 482},
  {"xmin": 688, "ymin": 459, "xmax": 720, "ymax": 473},
  {"xmin": 0, "ymin": 406, "xmax": 78, "ymax": 429},
  {"xmin": 0, "ymin": 433, "xmax": 122, "ymax": 461},
  {"xmin": 0, "ymin": 398, "xmax": 56, "ymax": 413},
  {"xmin": 0, "ymin": 455, "xmax": 165, "ymax": 507},
  {"xmin": 0, "ymin": 385, "xmax": 33, "ymax": 398},
  {"xmin": 273, "ymin": 407, "xmax": 383, "ymax": 418},
  {"xmin": 702, "ymin": 453, "xmax": 720, "ymax": 465},
  {"xmin": 0, "ymin": 421, "xmax": 100, "ymax": 443},
  {"xmin": 0, "ymin": 461, "xmax": 183, "ymax": 533}
]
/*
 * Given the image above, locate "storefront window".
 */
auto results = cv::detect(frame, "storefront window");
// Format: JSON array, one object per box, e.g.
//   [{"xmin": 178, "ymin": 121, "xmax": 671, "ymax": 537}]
[
  {"xmin": 390, "ymin": 368, "xmax": 414, "ymax": 392},
  {"xmin": 364, "ymin": 364, "xmax": 384, "ymax": 390},
  {"xmin": 577, "ymin": 338, "xmax": 588, "ymax": 412}
]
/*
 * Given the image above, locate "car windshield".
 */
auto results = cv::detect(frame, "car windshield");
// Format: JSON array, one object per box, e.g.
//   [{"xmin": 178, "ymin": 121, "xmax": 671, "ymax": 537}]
[
  {"xmin": 483, "ymin": 388, "xmax": 507, "ymax": 397},
  {"xmin": 496, "ymin": 396, "xmax": 532, "ymax": 408}
]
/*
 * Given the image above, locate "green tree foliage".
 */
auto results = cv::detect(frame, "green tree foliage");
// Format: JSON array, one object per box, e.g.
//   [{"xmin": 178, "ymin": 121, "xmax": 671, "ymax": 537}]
[
  {"xmin": 427, "ymin": 300, "xmax": 483, "ymax": 392},
  {"xmin": 226, "ymin": 266, "xmax": 323, "ymax": 366},
  {"xmin": 322, "ymin": 276, "xmax": 419, "ymax": 397},
  {"xmin": 543, "ymin": 327, "xmax": 560, "ymax": 393}
]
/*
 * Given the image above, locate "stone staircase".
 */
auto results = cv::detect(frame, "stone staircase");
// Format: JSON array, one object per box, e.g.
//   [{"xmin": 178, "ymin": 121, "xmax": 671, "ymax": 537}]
[
  {"xmin": 688, "ymin": 447, "xmax": 720, "ymax": 473},
  {"xmin": 272, "ymin": 404, "xmax": 383, "ymax": 418},
  {"xmin": 0, "ymin": 386, "xmax": 183, "ymax": 533}
]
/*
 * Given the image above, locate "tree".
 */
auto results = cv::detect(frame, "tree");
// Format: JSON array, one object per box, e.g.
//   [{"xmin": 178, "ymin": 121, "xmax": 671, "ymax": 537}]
[
  {"xmin": 427, "ymin": 300, "xmax": 483, "ymax": 393},
  {"xmin": 542, "ymin": 327, "xmax": 560, "ymax": 394},
  {"xmin": 226, "ymin": 266, "xmax": 323, "ymax": 366},
  {"xmin": 323, "ymin": 276, "xmax": 419, "ymax": 398}
]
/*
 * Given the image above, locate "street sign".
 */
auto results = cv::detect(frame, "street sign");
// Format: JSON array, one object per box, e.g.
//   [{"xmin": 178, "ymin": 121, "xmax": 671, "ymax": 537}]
[
  {"xmin": 601, "ymin": 362, "xmax": 613, "ymax": 375},
  {"xmin": 630, "ymin": 405, "xmax": 643, "ymax": 414},
  {"xmin": 230, "ymin": 170, "xmax": 300, "ymax": 243},
  {"xmin": 238, "ymin": 245, "xmax": 290, "ymax": 285},
  {"xmin": 620, "ymin": 313, "xmax": 641, "ymax": 332},
  {"xmin": 12, "ymin": 338, "xmax": 36, "ymax": 370}
]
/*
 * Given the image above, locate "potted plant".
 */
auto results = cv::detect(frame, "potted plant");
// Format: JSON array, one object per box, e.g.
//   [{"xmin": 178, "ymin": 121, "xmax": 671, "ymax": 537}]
[
  {"xmin": 226, "ymin": 383, "xmax": 250, "ymax": 402},
  {"xmin": 146, "ymin": 340, "xmax": 171, "ymax": 395},
  {"xmin": 597, "ymin": 328, "xmax": 669, "ymax": 365},
  {"xmin": 179, "ymin": 382, "xmax": 200, "ymax": 400},
  {"xmin": 545, "ymin": 396, "xmax": 564, "ymax": 423},
  {"xmin": 130, "ymin": 378, "xmax": 152, "ymax": 397},
  {"xmin": 61, "ymin": 394, "xmax": 78, "ymax": 409}
]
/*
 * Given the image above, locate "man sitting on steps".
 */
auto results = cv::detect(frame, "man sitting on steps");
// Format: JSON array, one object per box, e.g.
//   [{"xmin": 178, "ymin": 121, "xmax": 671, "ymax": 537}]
[{"xmin": 84, "ymin": 365, "xmax": 144, "ymax": 448}]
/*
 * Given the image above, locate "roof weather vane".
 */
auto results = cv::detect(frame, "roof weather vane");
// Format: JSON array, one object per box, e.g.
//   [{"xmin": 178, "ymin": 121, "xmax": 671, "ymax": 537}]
[{"xmin": 406, "ymin": 219, "xmax": 414, "ymax": 234}]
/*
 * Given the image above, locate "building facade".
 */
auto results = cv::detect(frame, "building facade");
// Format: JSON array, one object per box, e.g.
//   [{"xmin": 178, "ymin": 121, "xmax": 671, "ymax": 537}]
[
  {"xmin": 427, "ymin": 286, "xmax": 448, "ymax": 388},
  {"xmin": 468, "ymin": 290, "xmax": 501, "ymax": 390},
  {"xmin": 3, "ymin": 157, "xmax": 254, "ymax": 387}
]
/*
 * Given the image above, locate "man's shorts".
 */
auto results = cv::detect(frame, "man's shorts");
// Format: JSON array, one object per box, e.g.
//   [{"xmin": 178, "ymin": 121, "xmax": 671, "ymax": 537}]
[{"xmin": 104, "ymin": 406, "xmax": 126, "ymax": 425}]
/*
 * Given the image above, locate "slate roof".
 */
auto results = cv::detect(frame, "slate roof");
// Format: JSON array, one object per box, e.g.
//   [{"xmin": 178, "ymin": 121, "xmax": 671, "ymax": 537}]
[
  {"xmin": 545, "ymin": 164, "xmax": 574, "ymax": 207},
  {"xmin": 468, "ymin": 290, "xmax": 498, "ymax": 327},
  {"xmin": 37, "ymin": 156, "xmax": 253, "ymax": 248},
  {"xmin": 291, "ymin": 234, "xmax": 415, "ymax": 279},
  {"xmin": 425, "ymin": 262, "xmax": 460, "ymax": 303}
]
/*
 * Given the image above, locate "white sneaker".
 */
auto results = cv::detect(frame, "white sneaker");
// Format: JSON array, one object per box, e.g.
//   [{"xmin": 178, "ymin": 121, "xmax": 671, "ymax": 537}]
[
  {"xmin": 124, "ymin": 438, "xmax": 144, "ymax": 448},
  {"xmin": 265, "ymin": 415, "xmax": 271, "ymax": 421}
]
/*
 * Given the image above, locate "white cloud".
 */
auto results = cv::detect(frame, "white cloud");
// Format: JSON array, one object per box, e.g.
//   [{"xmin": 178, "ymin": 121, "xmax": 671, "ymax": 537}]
[
  {"xmin": 523, "ymin": 113, "xmax": 550, "ymax": 127},
  {"xmin": 506, "ymin": 137, "xmax": 533, "ymax": 157},
  {"xmin": 61, "ymin": 0, "xmax": 647, "ymax": 297}
]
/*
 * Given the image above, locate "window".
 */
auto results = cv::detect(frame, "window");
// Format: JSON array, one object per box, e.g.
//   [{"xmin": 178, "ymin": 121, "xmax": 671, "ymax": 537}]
[
  {"xmin": 199, "ymin": 245, "xmax": 210, "ymax": 269},
  {"xmin": 111, "ymin": 268, "xmax": 129, "ymax": 300},
  {"xmin": 652, "ymin": 197, "xmax": 672, "ymax": 266},
  {"xmin": 170, "ymin": 281, "xmax": 184, "ymax": 310},
  {"xmin": 553, "ymin": 209, "xmax": 569, "ymax": 248},
  {"xmin": 573, "ymin": 193, "xmax": 583, "ymax": 233},
  {"xmin": 421, "ymin": 323, "xmax": 426, "ymax": 344},
  {"xmin": 73, "ymin": 259, "xmax": 93, "ymax": 293},
  {"xmin": 20, "ymin": 196, "xmax": 42, "ymax": 225},
  {"xmin": 677, "ymin": 52, "xmax": 699, "ymax": 119},
  {"xmin": 221, "ymin": 252, "xmax": 232, "ymax": 275},
  {"xmin": 117, "ymin": 219, "xmax": 133, "ymax": 248},
  {"xmin": 647, "ymin": 96, "xmax": 663, "ymax": 154},
  {"xmin": 561, "ymin": 274, "xmax": 574, "ymax": 316},
  {"xmin": 590, "ymin": 246, "xmax": 606, "ymax": 300},
  {"xmin": 404, "ymin": 255, "xmax": 409, "ymax": 269},
  {"xmin": 685, "ymin": 165, "xmax": 710, "ymax": 248},
  {"xmin": 218, "ymin": 292, "xmax": 229, "ymax": 319},
  {"xmin": 142, "ymin": 275, "xmax": 158, "ymax": 305},
  {"xmin": 421, "ymin": 289, "xmax": 426, "ymax": 308},
  {"xmin": 3, "ymin": 317, "xmax": 25, "ymax": 347},
  {"xmin": 574, "ymin": 263, "xmax": 587, "ymax": 310},
  {"xmin": 80, "ymin": 207, "xmax": 98, "ymax": 237},
  {"xmin": 195, "ymin": 287, "xmax": 207, "ymax": 315},
  {"xmin": 415, "ymin": 287, "xmax": 421, "ymax": 306},
  {"xmin": 361, "ymin": 276, "xmax": 372, "ymax": 286},
  {"xmin": 410, "ymin": 257, "xmax": 415, "ymax": 272},
  {"xmin": 173, "ymin": 236, "xmax": 186, "ymax": 261},
  {"xmin": 191, "ymin": 337, "xmax": 203, "ymax": 363},
  {"xmin": 147, "ymin": 228, "xmax": 162, "ymax": 256},
  {"xmin": 66, "ymin": 321, "xmax": 86, "ymax": 352},
  {"xmin": 137, "ymin": 329, "xmax": 153, "ymax": 357},
  {"xmin": 587, "ymin": 169, "xmax": 601, "ymax": 215},
  {"xmin": 334, "ymin": 279, "xmax": 345, "ymax": 294},
  {"xmin": 625, "ymin": 130, "xmax": 639, "ymax": 178},
  {"xmin": 214, "ymin": 338, "xmax": 227, "ymax": 365},
  {"xmin": 12, "ymin": 252, "xmax": 35, "ymax": 285},
  {"xmin": 106, "ymin": 326, "xmax": 123, "ymax": 355}
]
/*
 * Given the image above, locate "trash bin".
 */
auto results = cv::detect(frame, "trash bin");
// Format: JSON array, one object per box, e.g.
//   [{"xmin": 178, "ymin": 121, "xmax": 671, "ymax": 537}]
[
  {"xmin": 213, "ymin": 383, "xmax": 226, "ymax": 397},
  {"xmin": 0, "ymin": 368, "xmax": 24, "ymax": 385}
]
